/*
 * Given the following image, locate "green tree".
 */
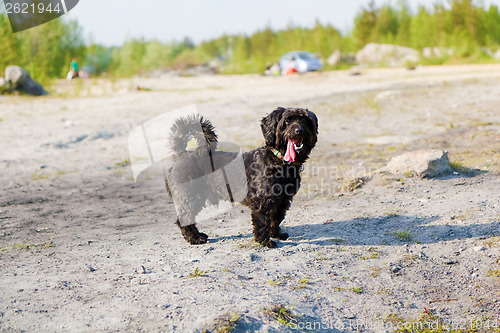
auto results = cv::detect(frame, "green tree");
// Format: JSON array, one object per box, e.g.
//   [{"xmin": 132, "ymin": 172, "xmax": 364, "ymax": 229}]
[
  {"xmin": 353, "ymin": 0, "xmax": 378, "ymax": 49},
  {"xmin": 0, "ymin": 14, "xmax": 18, "ymax": 71}
]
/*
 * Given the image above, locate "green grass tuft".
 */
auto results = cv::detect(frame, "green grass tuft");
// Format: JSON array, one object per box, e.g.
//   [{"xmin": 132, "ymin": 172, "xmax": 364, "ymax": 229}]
[
  {"xmin": 393, "ymin": 231, "xmax": 413, "ymax": 241},
  {"xmin": 264, "ymin": 304, "xmax": 298, "ymax": 327},
  {"xmin": 189, "ymin": 267, "xmax": 206, "ymax": 277}
]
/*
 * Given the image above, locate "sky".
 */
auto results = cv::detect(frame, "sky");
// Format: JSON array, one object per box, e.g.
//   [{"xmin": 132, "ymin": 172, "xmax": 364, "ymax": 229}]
[{"xmin": 64, "ymin": 0, "xmax": 500, "ymax": 46}]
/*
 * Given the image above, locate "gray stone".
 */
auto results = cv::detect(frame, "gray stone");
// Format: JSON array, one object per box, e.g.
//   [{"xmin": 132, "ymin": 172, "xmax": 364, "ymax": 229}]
[
  {"xmin": 422, "ymin": 47, "xmax": 455, "ymax": 58},
  {"xmin": 356, "ymin": 43, "xmax": 420, "ymax": 67},
  {"xmin": 327, "ymin": 50, "xmax": 341, "ymax": 66},
  {"xmin": 423, "ymin": 47, "xmax": 441, "ymax": 58},
  {"xmin": 5, "ymin": 65, "xmax": 48, "ymax": 96},
  {"xmin": 380, "ymin": 150, "xmax": 453, "ymax": 178}
]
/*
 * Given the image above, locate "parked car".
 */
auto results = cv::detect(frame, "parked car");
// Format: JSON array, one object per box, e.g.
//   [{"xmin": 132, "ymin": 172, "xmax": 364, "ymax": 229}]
[{"xmin": 279, "ymin": 51, "xmax": 323, "ymax": 74}]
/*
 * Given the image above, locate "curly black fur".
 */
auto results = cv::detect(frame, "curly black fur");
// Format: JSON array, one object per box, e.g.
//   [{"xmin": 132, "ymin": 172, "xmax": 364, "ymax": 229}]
[{"xmin": 165, "ymin": 107, "xmax": 318, "ymax": 248}]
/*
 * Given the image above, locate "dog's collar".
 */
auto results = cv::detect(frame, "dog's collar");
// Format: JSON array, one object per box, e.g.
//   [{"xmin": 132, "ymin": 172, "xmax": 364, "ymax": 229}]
[{"xmin": 270, "ymin": 148, "xmax": 303, "ymax": 167}]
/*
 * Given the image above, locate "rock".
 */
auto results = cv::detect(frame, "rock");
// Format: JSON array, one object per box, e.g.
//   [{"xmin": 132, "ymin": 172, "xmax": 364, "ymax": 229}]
[
  {"xmin": 422, "ymin": 47, "xmax": 455, "ymax": 58},
  {"xmin": 4, "ymin": 65, "xmax": 48, "ymax": 96},
  {"xmin": 473, "ymin": 246, "xmax": 486, "ymax": 252},
  {"xmin": 349, "ymin": 66, "xmax": 362, "ymax": 76},
  {"xmin": 389, "ymin": 263, "xmax": 402, "ymax": 274},
  {"xmin": 356, "ymin": 43, "xmax": 420, "ymax": 67},
  {"xmin": 327, "ymin": 50, "xmax": 341, "ymax": 66},
  {"xmin": 493, "ymin": 49, "xmax": 500, "ymax": 60},
  {"xmin": 423, "ymin": 47, "xmax": 442, "ymax": 58},
  {"xmin": 380, "ymin": 150, "xmax": 453, "ymax": 178}
]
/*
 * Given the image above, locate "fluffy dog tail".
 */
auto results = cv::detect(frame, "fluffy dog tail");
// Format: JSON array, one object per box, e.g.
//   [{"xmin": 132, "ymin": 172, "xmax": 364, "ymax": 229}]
[{"xmin": 169, "ymin": 114, "xmax": 218, "ymax": 156}]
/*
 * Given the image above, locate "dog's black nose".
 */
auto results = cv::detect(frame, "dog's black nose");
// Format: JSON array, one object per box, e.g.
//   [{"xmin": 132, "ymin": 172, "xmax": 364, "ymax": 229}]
[{"xmin": 295, "ymin": 128, "xmax": 304, "ymax": 135}]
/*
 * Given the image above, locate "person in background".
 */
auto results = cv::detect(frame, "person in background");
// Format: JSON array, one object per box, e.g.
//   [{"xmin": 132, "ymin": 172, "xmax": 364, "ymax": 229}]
[{"xmin": 67, "ymin": 58, "xmax": 79, "ymax": 80}]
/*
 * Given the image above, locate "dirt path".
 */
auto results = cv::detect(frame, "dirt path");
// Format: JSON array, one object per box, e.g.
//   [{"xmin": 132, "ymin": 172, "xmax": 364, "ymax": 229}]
[{"xmin": 1, "ymin": 65, "xmax": 499, "ymax": 332}]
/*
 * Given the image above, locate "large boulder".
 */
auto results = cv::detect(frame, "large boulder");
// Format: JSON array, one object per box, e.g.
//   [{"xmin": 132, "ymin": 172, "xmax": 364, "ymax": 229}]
[
  {"xmin": 356, "ymin": 43, "xmax": 420, "ymax": 67},
  {"xmin": 380, "ymin": 150, "xmax": 453, "ymax": 178},
  {"xmin": 5, "ymin": 65, "xmax": 48, "ymax": 96}
]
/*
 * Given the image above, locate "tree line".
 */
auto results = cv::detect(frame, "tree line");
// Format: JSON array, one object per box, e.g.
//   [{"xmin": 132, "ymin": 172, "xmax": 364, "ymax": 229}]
[
  {"xmin": 0, "ymin": 15, "xmax": 85, "ymax": 84},
  {"xmin": 1, "ymin": 0, "xmax": 499, "ymax": 79}
]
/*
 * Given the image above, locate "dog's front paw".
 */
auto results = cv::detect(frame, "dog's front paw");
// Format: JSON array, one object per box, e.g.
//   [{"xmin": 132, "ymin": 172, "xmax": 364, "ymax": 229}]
[
  {"xmin": 261, "ymin": 240, "xmax": 276, "ymax": 248},
  {"xmin": 271, "ymin": 232, "xmax": 289, "ymax": 240},
  {"xmin": 189, "ymin": 234, "xmax": 208, "ymax": 245}
]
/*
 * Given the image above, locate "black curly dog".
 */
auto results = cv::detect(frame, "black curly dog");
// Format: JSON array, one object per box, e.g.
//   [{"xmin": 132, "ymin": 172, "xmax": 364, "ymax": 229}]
[{"xmin": 165, "ymin": 107, "xmax": 318, "ymax": 248}]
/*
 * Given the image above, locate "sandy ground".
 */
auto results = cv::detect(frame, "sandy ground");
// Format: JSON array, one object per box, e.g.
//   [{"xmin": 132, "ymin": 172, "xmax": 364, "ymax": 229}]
[{"xmin": 0, "ymin": 64, "xmax": 499, "ymax": 332}]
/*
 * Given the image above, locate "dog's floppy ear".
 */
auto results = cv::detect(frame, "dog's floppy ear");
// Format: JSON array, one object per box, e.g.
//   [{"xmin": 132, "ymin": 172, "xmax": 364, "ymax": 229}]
[
  {"xmin": 306, "ymin": 109, "xmax": 318, "ymax": 134},
  {"xmin": 261, "ymin": 107, "xmax": 285, "ymax": 147}
]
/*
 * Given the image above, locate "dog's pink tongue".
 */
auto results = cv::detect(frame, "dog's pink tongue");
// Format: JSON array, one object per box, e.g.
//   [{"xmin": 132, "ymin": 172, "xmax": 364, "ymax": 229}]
[{"xmin": 284, "ymin": 139, "xmax": 296, "ymax": 162}]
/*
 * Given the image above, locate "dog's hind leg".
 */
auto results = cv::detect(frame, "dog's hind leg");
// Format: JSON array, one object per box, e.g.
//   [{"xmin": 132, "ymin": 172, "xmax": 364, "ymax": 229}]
[
  {"xmin": 251, "ymin": 210, "xmax": 276, "ymax": 248},
  {"xmin": 176, "ymin": 219, "xmax": 208, "ymax": 245}
]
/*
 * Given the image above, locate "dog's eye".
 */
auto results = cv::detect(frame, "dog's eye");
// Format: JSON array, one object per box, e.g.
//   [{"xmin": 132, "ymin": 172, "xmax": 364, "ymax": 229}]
[{"xmin": 285, "ymin": 120, "xmax": 289, "ymax": 125}]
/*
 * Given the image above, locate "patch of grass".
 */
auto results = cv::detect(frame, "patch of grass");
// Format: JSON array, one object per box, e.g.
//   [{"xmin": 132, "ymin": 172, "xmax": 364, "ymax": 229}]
[
  {"xmin": 344, "ymin": 177, "xmax": 369, "ymax": 191},
  {"xmin": 449, "ymin": 160, "xmax": 474, "ymax": 173},
  {"xmin": 298, "ymin": 277, "xmax": 309, "ymax": 284},
  {"xmin": 370, "ymin": 266, "xmax": 382, "ymax": 277},
  {"xmin": 263, "ymin": 304, "xmax": 298, "ymax": 327},
  {"xmin": 211, "ymin": 311, "xmax": 240, "ymax": 333},
  {"xmin": 189, "ymin": 267, "xmax": 206, "ymax": 278},
  {"xmin": 315, "ymin": 252, "xmax": 329, "ymax": 261},
  {"xmin": 355, "ymin": 247, "xmax": 381, "ymax": 260},
  {"xmin": 294, "ymin": 277, "xmax": 311, "ymax": 289},
  {"xmin": 32, "ymin": 171, "xmax": 49, "ymax": 180},
  {"xmin": 330, "ymin": 237, "xmax": 345, "ymax": 244},
  {"xmin": 0, "ymin": 118, "xmax": 3, "ymax": 122},
  {"xmin": 384, "ymin": 211, "xmax": 400, "ymax": 218},
  {"xmin": 1, "ymin": 242, "xmax": 53, "ymax": 251},
  {"xmin": 350, "ymin": 286, "xmax": 363, "ymax": 294},
  {"xmin": 377, "ymin": 288, "xmax": 393, "ymax": 295},
  {"xmin": 453, "ymin": 211, "xmax": 471, "ymax": 222},
  {"xmin": 393, "ymin": 231, "xmax": 413, "ymax": 241},
  {"xmin": 270, "ymin": 279, "xmax": 286, "ymax": 286},
  {"xmin": 404, "ymin": 170, "xmax": 413, "ymax": 178},
  {"xmin": 487, "ymin": 269, "xmax": 500, "ymax": 277},
  {"xmin": 235, "ymin": 240, "xmax": 261, "ymax": 249},
  {"xmin": 114, "ymin": 159, "xmax": 130, "ymax": 167},
  {"xmin": 359, "ymin": 251, "xmax": 380, "ymax": 260}
]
